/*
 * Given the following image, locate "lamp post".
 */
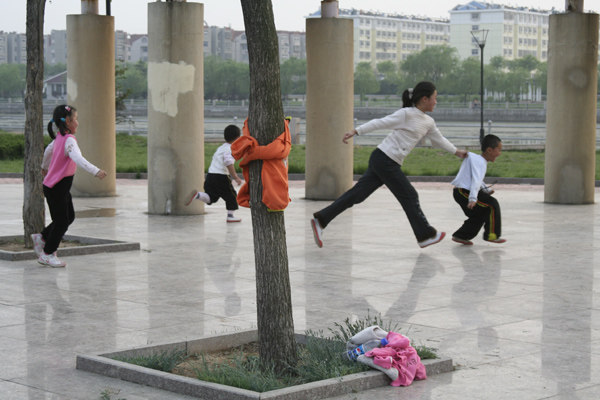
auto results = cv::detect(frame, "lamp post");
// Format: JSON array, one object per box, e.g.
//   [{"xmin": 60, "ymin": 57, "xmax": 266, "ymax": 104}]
[{"xmin": 471, "ymin": 29, "xmax": 489, "ymax": 144}]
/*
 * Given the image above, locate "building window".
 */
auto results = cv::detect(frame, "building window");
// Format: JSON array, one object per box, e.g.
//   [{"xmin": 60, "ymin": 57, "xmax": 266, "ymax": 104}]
[
  {"xmin": 472, "ymin": 25, "xmax": 479, "ymax": 31},
  {"xmin": 472, "ymin": 48, "xmax": 479, "ymax": 56},
  {"xmin": 471, "ymin": 13, "xmax": 480, "ymax": 20}
]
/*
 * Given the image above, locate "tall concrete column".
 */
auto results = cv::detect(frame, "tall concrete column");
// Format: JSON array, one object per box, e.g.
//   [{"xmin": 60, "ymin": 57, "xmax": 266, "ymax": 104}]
[
  {"xmin": 67, "ymin": 15, "xmax": 116, "ymax": 197},
  {"xmin": 305, "ymin": 4, "xmax": 354, "ymax": 200},
  {"xmin": 147, "ymin": 2, "xmax": 204, "ymax": 215},
  {"xmin": 544, "ymin": 11, "xmax": 599, "ymax": 204}
]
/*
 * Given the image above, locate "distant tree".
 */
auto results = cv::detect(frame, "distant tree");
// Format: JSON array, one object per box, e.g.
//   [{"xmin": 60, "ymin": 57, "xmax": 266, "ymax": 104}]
[
  {"xmin": 448, "ymin": 57, "xmax": 480, "ymax": 103},
  {"xmin": 533, "ymin": 62, "xmax": 548, "ymax": 96},
  {"xmin": 0, "ymin": 64, "xmax": 27, "ymax": 97},
  {"xmin": 280, "ymin": 57, "xmax": 306, "ymax": 98},
  {"xmin": 122, "ymin": 64, "xmax": 147, "ymax": 98},
  {"xmin": 23, "ymin": 0, "xmax": 47, "ymax": 249},
  {"xmin": 507, "ymin": 55, "xmax": 540, "ymax": 72},
  {"xmin": 44, "ymin": 62, "xmax": 67, "ymax": 78},
  {"xmin": 215, "ymin": 59, "xmax": 250, "ymax": 100},
  {"xmin": 354, "ymin": 62, "xmax": 379, "ymax": 100},
  {"xmin": 203, "ymin": 55, "xmax": 221, "ymax": 99},
  {"xmin": 376, "ymin": 60, "xmax": 397, "ymax": 75},
  {"xmin": 203, "ymin": 56, "xmax": 250, "ymax": 100},
  {"xmin": 400, "ymin": 45, "xmax": 459, "ymax": 84},
  {"xmin": 489, "ymin": 55, "xmax": 506, "ymax": 70},
  {"xmin": 376, "ymin": 61, "xmax": 401, "ymax": 95},
  {"xmin": 504, "ymin": 67, "xmax": 530, "ymax": 102},
  {"xmin": 115, "ymin": 62, "xmax": 133, "ymax": 122},
  {"xmin": 133, "ymin": 60, "xmax": 147, "ymax": 74}
]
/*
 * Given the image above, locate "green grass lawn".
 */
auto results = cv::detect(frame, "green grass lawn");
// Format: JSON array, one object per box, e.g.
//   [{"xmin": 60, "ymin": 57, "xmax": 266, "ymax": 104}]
[{"xmin": 2, "ymin": 131, "xmax": 599, "ymax": 179}]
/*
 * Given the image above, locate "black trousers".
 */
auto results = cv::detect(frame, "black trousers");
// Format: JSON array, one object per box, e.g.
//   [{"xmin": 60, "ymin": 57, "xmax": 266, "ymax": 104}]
[
  {"xmin": 42, "ymin": 176, "xmax": 75, "ymax": 254},
  {"xmin": 204, "ymin": 173, "xmax": 239, "ymax": 211},
  {"xmin": 453, "ymin": 188, "xmax": 502, "ymax": 241},
  {"xmin": 314, "ymin": 148, "xmax": 435, "ymax": 242}
]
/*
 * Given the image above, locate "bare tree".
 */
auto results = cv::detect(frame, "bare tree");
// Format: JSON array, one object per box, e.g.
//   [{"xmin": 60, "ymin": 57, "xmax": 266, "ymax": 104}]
[
  {"xmin": 240, "ymin": 0, "xmax": 297, "ymax": 370},
  {"xmin": 23, "ymin": 0, "xmax": 47, "ymax": 247}
]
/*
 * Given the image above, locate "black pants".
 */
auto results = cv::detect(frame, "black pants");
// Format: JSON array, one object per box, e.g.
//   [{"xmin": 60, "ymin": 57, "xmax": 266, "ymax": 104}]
[
  {"xmin": 453, "ymin": 188, "xmax": 502, "ymax": 241},
  {"xmin": 42, "ymin": 176, "xmax": 75, "ymax": 254},
  {"xmin": 204, "ymin": 173, "xmax": 239, "ymax": 211},
  {"xmin": 314, "ymin": 148, "xmax": 435, "ymax": 242}
]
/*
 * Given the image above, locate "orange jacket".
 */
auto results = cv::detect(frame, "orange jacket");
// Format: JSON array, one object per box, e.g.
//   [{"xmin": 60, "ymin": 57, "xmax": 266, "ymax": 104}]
[{"xmin": 231, "ymin": 118, "xmax": 291, "ymax": 211}]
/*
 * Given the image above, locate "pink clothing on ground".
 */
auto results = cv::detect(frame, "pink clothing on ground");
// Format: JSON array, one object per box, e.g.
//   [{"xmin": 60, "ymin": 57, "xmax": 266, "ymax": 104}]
[
  {"xmin": 43, "ymin": 134, "xmax": 77, "ymax": 188},
  {"xmin": 365, "ymin": 331, "xmax": 427, "ymax": 386}
]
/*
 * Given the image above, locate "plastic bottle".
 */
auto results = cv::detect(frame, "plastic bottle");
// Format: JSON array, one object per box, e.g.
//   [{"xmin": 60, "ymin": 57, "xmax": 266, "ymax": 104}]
[{"xmin": 346, "ymin": 338, "xmax": 388, "ymax": 361}]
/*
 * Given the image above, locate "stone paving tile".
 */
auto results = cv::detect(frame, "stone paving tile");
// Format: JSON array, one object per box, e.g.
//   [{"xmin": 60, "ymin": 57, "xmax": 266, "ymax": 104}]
[{"xmin": 0, "ymin": 179, "xmax": 598, "ymax": 399}]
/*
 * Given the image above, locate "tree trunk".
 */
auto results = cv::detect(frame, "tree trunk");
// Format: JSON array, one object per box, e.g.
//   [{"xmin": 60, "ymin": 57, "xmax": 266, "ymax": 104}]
[
  {"xmin": 240, "ymin": 0, "xmax": 297, "ymax": 370},
  {"xmin": 23, "ymin": 0, "xmax": 47, "ymax": 247}
]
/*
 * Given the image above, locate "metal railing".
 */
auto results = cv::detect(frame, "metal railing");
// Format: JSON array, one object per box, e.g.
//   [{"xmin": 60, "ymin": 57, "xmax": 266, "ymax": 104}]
[
  {"xmin": 2, "ymin": 114, "xmax": 600, "ymax": 148},
  {"xmin": 3, "ymin": 97, "xmax": 599, "ymax": 110}
]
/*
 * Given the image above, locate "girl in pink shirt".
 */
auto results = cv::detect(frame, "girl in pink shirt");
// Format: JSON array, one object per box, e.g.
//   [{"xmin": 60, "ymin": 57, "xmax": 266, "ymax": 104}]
[{"xmin": 31, "ymin": 105, "xmax": 107, "ymax": 268}]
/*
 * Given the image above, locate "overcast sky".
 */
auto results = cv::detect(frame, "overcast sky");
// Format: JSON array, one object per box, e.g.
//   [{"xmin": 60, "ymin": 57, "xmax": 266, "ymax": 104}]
[{"xmin": 3, "ymin": 1, "xmax": 598, "ymax": 35}]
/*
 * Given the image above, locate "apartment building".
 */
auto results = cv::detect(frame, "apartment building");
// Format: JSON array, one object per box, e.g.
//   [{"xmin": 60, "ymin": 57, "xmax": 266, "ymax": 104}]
[
  {"xmin": 306, "ymin": 8, "xmax": 451, "ymax": 68},
  {"xmin": 277, "ymin": 31, "xmax": 306, "ymax": 61},
  {"xmin": 115, "ymin": 30, "xmax": 131, "ymax": 62},
  {"xmin": 232, "ymin": 31, "xmax": 249, "ymax": 64},
  {"xmin": 0, "ymin": 32, "xmax": 27, "ymax": 64},
  {"xmin": 44, "ymin": 30, "xmax": 68, "ymax": 65},
  {"xmin": 450, "ymin": 1, "xmax": 552, "ymax": 63},
  {"xmin": 130, "ymin": 35, "xmax": 148, "ymax": 63},
  {"xmin": 210, "ymin": 26, "xmax": 235, "ymax": 61},
  {"xmin": 0, "ymin": 33, "xmax": 7, "ymax": 64}
]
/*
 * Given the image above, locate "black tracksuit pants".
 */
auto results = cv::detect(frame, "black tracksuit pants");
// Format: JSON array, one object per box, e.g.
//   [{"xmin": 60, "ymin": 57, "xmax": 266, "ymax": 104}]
[{"xmin": 453, "ymin": 187, "xmax": 502, "ymax": 241}]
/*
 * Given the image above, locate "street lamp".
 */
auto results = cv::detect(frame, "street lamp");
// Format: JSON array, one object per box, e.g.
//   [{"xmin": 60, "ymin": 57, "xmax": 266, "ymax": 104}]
[{"xmin": 471, "ymin": 29, "xmax": 489, "ymax": 144}]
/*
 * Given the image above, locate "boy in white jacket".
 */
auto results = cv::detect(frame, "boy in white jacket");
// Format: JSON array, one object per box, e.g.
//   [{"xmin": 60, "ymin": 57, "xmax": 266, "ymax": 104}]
[{"xmin": 451, "ymin": 134, "xmax": 505, "ymax": 245}]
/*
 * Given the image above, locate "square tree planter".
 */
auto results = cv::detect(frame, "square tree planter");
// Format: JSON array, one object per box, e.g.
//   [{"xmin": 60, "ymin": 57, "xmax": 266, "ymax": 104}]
[
  {"xmin": 76, "ymin": 329, "xmax": 453, "ymax": 400},
  {"xmin": 0, "ymin": 234, "xmax": 140, "ymax": 261}
]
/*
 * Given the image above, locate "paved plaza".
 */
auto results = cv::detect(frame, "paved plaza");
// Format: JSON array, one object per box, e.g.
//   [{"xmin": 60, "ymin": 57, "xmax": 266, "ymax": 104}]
[{"xmin": 0, "ymin": 178, "xmax": 599, "ymax": 399}]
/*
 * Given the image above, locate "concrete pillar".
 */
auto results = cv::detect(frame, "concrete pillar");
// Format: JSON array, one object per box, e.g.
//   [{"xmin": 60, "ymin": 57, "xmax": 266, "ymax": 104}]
[
  {"xmin": 147, "ymin": 2, "xmax": 204, "ymax": 215},
  {"xmin": 67, "ymin": 15, "xmax": 116, "ymax": 197},
  {"xmin": 544, "ymin": 12, "xmax": 599, "ymax": 204},
  {"xmin": 305, "ymin": 13, "xmax": 354, "ymax": 200}
]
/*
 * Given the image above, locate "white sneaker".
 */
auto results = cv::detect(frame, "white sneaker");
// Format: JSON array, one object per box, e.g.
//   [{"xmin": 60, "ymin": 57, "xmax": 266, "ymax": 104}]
[
  {"xmin": 184, "ymin": 190, "xmax": 199, "ymax": 206},
  {"xmin": 38, "ymin": 252, "xmax": 67, "ymax": 268},
  {"xmin": 311, "ymin": 218, "xmax": 323, "ymax": 248},
  {"xmin": 227, "ymin": 215, "xmax": 242, "ymax": 223},
  {"xmin": 418, "ymin": 231, "xmax": 446, "ymax": 248},
  {"xmin": 31, "ymin": 233, "xmax": 45, "ymax": 257}
]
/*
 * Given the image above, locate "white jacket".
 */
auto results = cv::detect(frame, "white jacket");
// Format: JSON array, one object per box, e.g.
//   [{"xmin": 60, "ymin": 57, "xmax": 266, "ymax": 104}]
[{"xmin": 356, "ymin": 107, "xmax": 457, "ymax": 165}]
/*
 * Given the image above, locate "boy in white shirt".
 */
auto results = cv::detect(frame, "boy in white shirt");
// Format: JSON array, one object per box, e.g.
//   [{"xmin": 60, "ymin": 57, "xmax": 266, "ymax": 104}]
[
  {"xmin": 185, "ymin": 125, "xmax": 243, "ymax": 222},
  {"xmin": 451, "ymin": 134, "xmax": 505, "ymax": 245}
]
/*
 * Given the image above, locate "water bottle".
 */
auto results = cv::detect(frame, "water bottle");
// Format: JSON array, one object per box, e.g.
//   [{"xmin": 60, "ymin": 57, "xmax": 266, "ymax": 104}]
[{"xmin": 346, "ymin": 338, "xmax": 388, "ymax": 361}]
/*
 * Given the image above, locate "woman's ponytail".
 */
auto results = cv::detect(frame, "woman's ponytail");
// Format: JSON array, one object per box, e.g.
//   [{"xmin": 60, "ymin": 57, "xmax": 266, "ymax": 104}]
[{"xmin": 401, "ymin": 81, "xmax": 436, "ymax": 108}]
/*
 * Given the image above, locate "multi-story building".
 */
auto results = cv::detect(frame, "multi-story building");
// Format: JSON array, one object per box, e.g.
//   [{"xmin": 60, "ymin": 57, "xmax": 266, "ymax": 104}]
[
  {"xmin": 6, "ymin": 33, "xmax": 27, "ymax": 64},
  {"xmin": 450, "ymin": 1, "xmax": 551, "ymax": 63},
  {"xmin": 44, "ymin": 30, "xmax": 68, "ymax": 65},
  {"xmin": 129, "ymin": 34, "xmax": 148, "ymax": 63},
  {"xmin": 210, "ymin": 26, "xmax": 235, "ymax": 61},
  {"xmin": 224, "ymin": 28, "xmax": 305, "ymax": 64},
  {"xmin": 277, "ymin": 31, "xmax": 306, "ymax": 62},
  {"xmin": 203, "ymin": 23, "xmax": 212, "ymax": 57},
  {"xmin": 0, "ymin": 32, "xmax": 8, "ymax": 64},
  {"xmin": 232, "ymin": 31, "xmax": 249, "ymax": 64},
  {"xmin": 115, "ymin": 30, "xmax": 131, "ymax": 62},
  {"xmin": 307, "ymin": 8, "xmax": 451, "ymax": 68}
]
